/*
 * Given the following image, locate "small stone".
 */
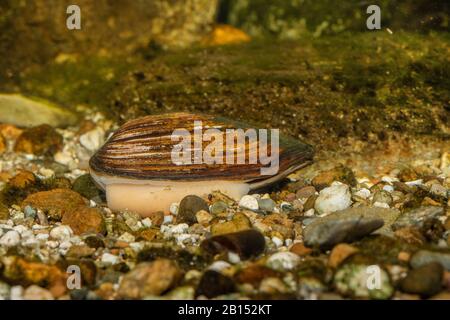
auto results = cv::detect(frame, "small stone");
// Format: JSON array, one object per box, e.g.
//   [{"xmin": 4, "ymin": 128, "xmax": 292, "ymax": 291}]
[
  {"xmin": 393, "ymin": 206, "xmax": 445, "ymax": 230},
  {"xmin": 328, "ymin": 244, "xmax": 359, "ymax": 269},
  {"xmin": 354, "ymin": 188, "xmax": 371, "ymax": 199},
  {"xmin": 23, "ymin": 285, "xmax": 54, "ymax": 300},
  {"xmin": 410, "ymin": 250, "xmax": 450, "ymax": 271},
  {"xmin": 196, "ymin": 210, "xmax": 212, "ymax": 226},
  {"xmin": 296, "ymin": 186, "xmax": 316, "ymax": 199},
  {"xmin": 289, "ymin": 243, "xmax": 312, "ymax": 257},
  {"xmin": 79, "ymin": 128, "xmax": 105, "ymax": 153},
  {"xmin": 101, "ymin": 253, "xmax": 120, "ymax": 265},
  {"xmin": 118, "ymin": 259, "xmax": 182, "ymax": 299},
  {"xmin": 400, "ymin": 262, "xmax": 443, "ymax": 297},
  {"xmin": 0, "ymin": 230, "xmax": 21, "ymax": 247},
  {"xmin": 394, "ymin": 227, "xmax": 426, "ymax": 246},
  {"xmin": 177, "ymin": 195, "xmax": 209, "ymax": 225},
  {"xmin": 65, "ymin": 245, "xmax": 95, "ymax": 259},
  {"xmin": 372, "ymin": 190, "xmax": 393, "ymax": 206},
  {"xmin": 398, "ymin": 251, "xmax": 411, "ymax": 262},
  {"xmin": 14, "ymin": 124, "xmax": 63, "ymax": 156},
  {"xmin": 266, "ymin": 252, "xmax": 300, "ymax": 272},
  {"xmin": 117, "ymin": 232, "xmax": 136, "ymax": 243},
  {"xmin": 169, "ymin": 203, "xmax": 179, "ymax": 215},
  {"xmin": 0, "ymin": 94, "xmax": 77, "ymax": 128},
  {"xmin": 312, "ymin": 165, "xmax": 357, "ymax": 191},
  {"xmin": 23, "ymin": 205, "xmax": 36, "ymax": 219},
  {"xmin": 210, "ymin": 212, "xmax": 251, "ymax": 236},
  {"xmin": 49, "ymin": 225, "xmax": 73, "ymax": 241},
  {"xmin": 72, "ymin": 174, "xmax": 101, "ymax": 200},
  {"xmin": 314, "ymin": 183, "xmax": 352, "ymax": 215},
  {"xmin": 210, "ymin": 201, "xmax": 228, "ymax": 215},
  {"xmin": 235, "ymin": 265, "xmax": 279, "ymax": 286},
  {"xmin": 62, "ymin": 206, "xmax": 105, "ymax": 235},
  {"xmin": 22, "ymin": 189, "xmax": 87, "ymax": 221},
  {"xmin": 304, "ymin": 207, "xmax": 386, "ymax": 250},
  {"xmin": 258, "ymin": 198, "xmax": 276, "ymax": 212},
  {"xmin": 334, "ymin": 264, "xmax": 394, "ymax": 299},
  {"xmin": 239, "ymin": 195, "xmax": 259, "ymax": 211},
  {"xmin": 430, "ymin": 184, "xmax": 447, "ymax": 198},
  {"xmin": 259, "ymin": 277, "xmax": 289, "ymax": 295},
  {"xmin": 195, "ymin": 270, "xmax": 236, "ymax": 298}
]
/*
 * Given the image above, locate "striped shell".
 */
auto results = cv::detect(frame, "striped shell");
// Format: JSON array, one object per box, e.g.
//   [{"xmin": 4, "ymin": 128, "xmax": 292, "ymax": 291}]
[{"xmin": 89, "ymin": 112, "xmax": 313, "ymax": 184}]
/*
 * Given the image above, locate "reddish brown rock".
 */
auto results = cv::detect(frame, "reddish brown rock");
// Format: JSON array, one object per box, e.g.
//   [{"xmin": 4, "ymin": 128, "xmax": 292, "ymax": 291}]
[
  {"xmin": 328, "ymin": 243, "xmax": 359, "ymax": 269},
  {"xmin": 118, "ymin": 259, "xmax": 182, "ymax": 299},
  {"xmin": 62, "ymin": 206, "xmax": 106, "ymax": 235},
  {"xmin": 14, "ymin": 124, "xmax": 63, "ymax": 156},
  {"xmin": 21, "ymin": 188, "xmax": 87, "ymax": 220},
  {"xmin": 312, "ymin": 165, "xmax": 356, "ymax": 191}
]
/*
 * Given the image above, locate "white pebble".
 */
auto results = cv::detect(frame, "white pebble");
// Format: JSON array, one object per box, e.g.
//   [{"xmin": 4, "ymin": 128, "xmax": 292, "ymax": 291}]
[
  {"xmin": 354, "ymin": 188, "xmax": 371, "ymax": 199},
  {"xmin": 304, "ymin": 208, "xmax": 315, "ymax": 217},
  {"xmin": 46, "ymin": 240, "xmax": 59, "ymax": 249},
  {"xmin": 169, "ymin": 203, "xmax": 179, "ymax": 215},
  {"xmin": 10, "ymin": 286, "xmax": 23, "ymax": 300},
  {"xmin": 227, "ymin": 251, "xmax": 241, "ymax": 264},
  {"xmin": 405, "ymin": 179, "xmax": 423, "ymax": 186},
  {"xmin": 272, "ymin": 236, "xmax": 283, "ymax": 248},
  {"xmin": 141, "ymin": 218, "xmax": 152, "ymax": 228},
  {"xmin": 50, "ymin": 225, "xmax": 73, "ymax": 241},
  {"xmin": 0, "ymin": 230, "xmax": 21, "ymax": 247},
  {"xmin": 382, "ymin": 185, "xmax": 394, "ymax": 193},
  {"xmin": 101, "ymin": 253, "xmax": 120, "ymax": 265},
  {"xmin": 36, "ymin": 233, "xmax": 49, "ymax": 241},
  {"xmin": 208, "ymin": 261, "xmax": 231, "ymax": 272},
  {"xmin": 80, "ymin": 128, "xmax": 105, "ymax": 152},
  {"xmin": 239, "ymin": 195, "xmax": 259, "ymax": 211},
  {"xmin": 163, "ymin": 215, "xmax": 174, "ymax": 224},
  {"xmin": 314, "ymin": 183, "xmax": 352, "ymax": 214},
  {"xmin": 266, "ymin": 252, "xmax": 300, "ymax": 271}
]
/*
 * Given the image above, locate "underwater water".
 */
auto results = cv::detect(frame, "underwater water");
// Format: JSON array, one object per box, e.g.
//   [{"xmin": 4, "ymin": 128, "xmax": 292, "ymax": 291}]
[{"xmin": 0, "ymin": 0, "xmax": 449, "ymax": 303}]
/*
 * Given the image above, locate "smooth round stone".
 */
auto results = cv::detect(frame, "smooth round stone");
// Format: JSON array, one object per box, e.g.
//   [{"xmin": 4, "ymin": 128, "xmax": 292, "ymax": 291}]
[
  {"xmin": 210, "ymin": 201, "xmax": 228, "ymax": 215},
  {"xmin": 177, "ymin": 195, "xmax": 209, "ymax": 225},
  {"xmin": 257, "ymin": 198, "xmax": 276, "ymax": 212},
  {"xmin": 0, "ymin": 230, "xmax": 21, "ymax": 247}
]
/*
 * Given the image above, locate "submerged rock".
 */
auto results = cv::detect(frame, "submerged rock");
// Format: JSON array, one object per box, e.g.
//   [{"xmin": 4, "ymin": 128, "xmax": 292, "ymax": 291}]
[
  {"xmin": 304, "ymin": 207, "xmax": 385, "ymax": 250},
  {"xmin": 177, "ymin": 195, "xmax": 209, "ymax": 225},
  {"xmin": 333, "ymin": 264, "xmax": 394, "ymax": 299},
  {"xmin": 314, "ymin": 183, "xmax": 352, "ymax": 214},
  {"xmin": 118, "ymin": 259, "xmax": 182, "ymax": 299},
  {"xmin": 410, "ymin": 250, "xmax": 450, "ymax": 271},
  {"xmin": 400, "ymin": 262, "xmax": 443, "ymax": 297},
  {"xmin": 14, "ymin": 124, "xmax": 63, "ymax": 156},
  {"xmin": 393, "ymin": 206, "xmax": 445, "ymax": 230},
  {"xmin": 0, "ymin": 94, "xmax": 77, "ymax": 128},
  {"xmin": 195, "ymin": 270, "xmax": 236, "ymax": 298}
]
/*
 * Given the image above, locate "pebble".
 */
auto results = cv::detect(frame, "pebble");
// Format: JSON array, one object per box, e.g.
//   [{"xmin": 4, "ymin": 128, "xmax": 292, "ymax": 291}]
[
  {"xmin": 328, "ymin": 244, "xmax": 359, "ymax": 269},
  {"xmin": 79, "ymin": 128, "xmax": 105, "ymax": 152},
  {"xmin": 333, "ymin": 264, "xmax": 394, "ymax": 299},
  {"xmin": 410, "ymin": 250, "xmax": 450, "ymax": 271},
  {"xmin": 23, "ymin": 285, "xmax": 54, "ymax": 300},
  {"xmin": 400, "ymin": 262, "xmax": 443, "ymax": 297},
  {"xmin": 23, "ymin": 205, "xmax": 36, "ymax": 219},
  {"xmin": 208, "ymin": 261, "xmax": 232, "ymax": 272},
  {"xmin": 169, "ymin": 203, "xmax": 179, "ymax": 215},
  {"xmin": 49, "ymin": 225, "xmax": 73, "ymax": 241},
  {"xmin": 196, "ymin": 210, "xmax": 212, "ymax": 225},
  {"xmin": 354, "ymin": 188, "xmax": 370, "ymax": 199},
  {"xmin": 314, "ymin": 183, "xmax": 352, "ymax": 215},
  {"xmin": 266, "ymin": 252, "xmax": 300, "ymax": 271},
  {"xmin": 258, "ymin": 198, "xmax": 276, "ymax": 212},
  {"xmin": 117, "ymin": 232, "xmax": 135, "ymax": 243},
  {"xmin": 14, "ymin": 124, "xmax": 63, "ymax": 156},
  {"xmin": 177, "ymin": 195, "xmax": 209, "ymax": 225},
  {"xmin": 0, "ymin": 230, "xmax": 21, "ymax": 247},
  {"xmin": 296, "ymin": 186, "xmax": 317, "ymax": 199},
  {"xmin": 304, "ymin": 208, "xmax": 385, "ymax": 250},
  {"xmin": 195, "ymin": 270, "xmax": 236, "ymax": 299},
  {"xmin": 62, "ymin": 207, "xmax": 106, "ymax": 235},
  {"xmin": 210, "ymin": 201, "xmax": 228, "ymax": 215},
  {"xmin": 311, "ymin": 165, "xmax": 356, "ymax": 191},
  {"xmin": 101, "ymin": 253, "xmax": 120, "ymax": 265},
  {"xmin": 118, "ymin": 259, "xmax": 181, "ymax": 299},
  {"xmin": 393, "ymin": 206, "xmax": 445, "ymax": 230},
  {"xmin": 239, "ymin": 195, "xmax": 259, "ymax": 211},
  {"xmin": 21, "ymin": 189, "xmax": 87, "ymax": 221}
]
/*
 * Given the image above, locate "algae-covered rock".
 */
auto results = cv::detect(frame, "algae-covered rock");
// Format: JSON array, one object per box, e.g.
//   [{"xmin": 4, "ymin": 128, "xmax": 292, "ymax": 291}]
[
  {"xmin": 72, "ymin": 174, "xmax": 102, "ymax": 200},
  {"xmin": 333, "ymin": 263, "xmax": 394, "ymax": 299},
  {"xmin": 0, "ymin": 94, "xmax": 77, "ymax": 128}
]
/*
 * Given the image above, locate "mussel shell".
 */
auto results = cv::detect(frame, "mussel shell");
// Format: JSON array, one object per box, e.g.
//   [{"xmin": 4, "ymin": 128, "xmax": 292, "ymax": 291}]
[{"xmin": 89, "ymin": 112, "xmax": 313, "ymax": 182}]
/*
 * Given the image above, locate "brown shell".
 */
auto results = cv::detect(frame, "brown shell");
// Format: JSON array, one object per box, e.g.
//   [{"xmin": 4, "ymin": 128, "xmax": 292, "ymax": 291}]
[{"xmin": 89, "ymin": 112, "xmax": 313, "ymax": 183}]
